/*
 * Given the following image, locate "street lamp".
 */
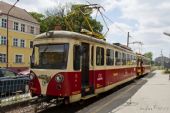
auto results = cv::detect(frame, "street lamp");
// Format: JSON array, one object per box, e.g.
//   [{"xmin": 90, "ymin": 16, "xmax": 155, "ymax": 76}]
[
  {"xmin": 163, "ymin": 32, "xmax": 170, "ymax": 37},
  {"xmin": 6, "ymin": 0, "xmax": 19, "ymax": 68}
]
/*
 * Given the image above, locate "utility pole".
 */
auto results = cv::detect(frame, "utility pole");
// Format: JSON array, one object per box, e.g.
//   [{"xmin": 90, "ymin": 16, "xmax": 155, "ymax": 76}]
[
  {"xmin": 161, "ymin": 50, "xmax": 164, "ymax": 69},
  {"xmin": 127, "ymin": 32, "xmax": 130, "ymax": 47},
  {"xmin": 6, "ymin": 0, "xmax": 19, "ymax": 68},
  {"xmin": 129, "ymin": 41, "xmax": 143, "ymax": 54}
]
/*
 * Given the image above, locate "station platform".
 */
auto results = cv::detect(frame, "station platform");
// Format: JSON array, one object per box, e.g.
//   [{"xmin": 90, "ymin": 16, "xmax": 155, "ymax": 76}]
[{"xmin": 110, "ymin": 70, "xmax": 170, "ymax": 113}]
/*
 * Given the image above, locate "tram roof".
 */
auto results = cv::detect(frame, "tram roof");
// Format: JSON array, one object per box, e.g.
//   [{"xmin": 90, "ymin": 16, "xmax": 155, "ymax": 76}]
[{"xmin": 35, "ymin": 30, "xmax": 133, "ymax": 53}]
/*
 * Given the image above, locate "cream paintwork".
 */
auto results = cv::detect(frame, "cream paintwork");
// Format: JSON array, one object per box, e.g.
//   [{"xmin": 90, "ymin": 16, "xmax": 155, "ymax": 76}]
[
  {"xmin": 69, "ymin": 94, "xmax": 82, "ymax": 103},
  {"xmin": 32, "ymin": 69, "xmax": 68, "ymax": 95},
  {"xmin": 32, "ymin": 31, "xmax": 147, "ymax": 99}
]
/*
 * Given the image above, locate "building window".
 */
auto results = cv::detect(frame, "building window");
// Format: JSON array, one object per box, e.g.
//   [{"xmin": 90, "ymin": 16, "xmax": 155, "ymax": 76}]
[
  {"xmin": 20, "ymin": 39, "xmax": 25, "ymax": 48},
  {"xmin": 14, "ymin": 22, "xmax": 19, "ymax": 30},
  {"xmin": 15, "ymin": 55, "xmax": 23, "ymax": 63},
  {"xmin": 13, "ymin": 38, "xmax": 18, "ymax": 47},
  {"xmin": 0, "ymin": 36, "xmax": 7, "ymax": 45},
  {"xmin": 30, "ymin": 26, "xmax": 34, "ymax": 34},
  {"xmin": 96, "ymin": 47, "xmax": 104, "ymax": 66},
  {"xmin": 0, "ymin": 54, "xmax": 6, "ymax": 63},
  {"xmin": 30, "ymin": 41, "xmax": 33, "ymax": 48},
  {"xmin": 2, "ymin": 19, "xmax": 7, "ymax": 28},
  {"xmin": 21, "ymin": 24, "xmax": 25, "ymax": 32}
]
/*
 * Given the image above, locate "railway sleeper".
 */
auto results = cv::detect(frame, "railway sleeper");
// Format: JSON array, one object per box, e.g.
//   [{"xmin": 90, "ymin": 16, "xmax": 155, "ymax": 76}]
[{"xmin": 31, "ymin": 96, "xmax": 64, "ymax": 113}]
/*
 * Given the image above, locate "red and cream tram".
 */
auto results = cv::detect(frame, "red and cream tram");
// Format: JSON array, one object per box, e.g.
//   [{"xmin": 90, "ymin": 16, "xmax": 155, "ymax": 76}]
[
  {"xmin": 136, "ymin": 53, "xmax": 151, "ymax": 77},
  {"xmin": 29, "ymin": 30, "xmax": 151, "ymax": 104}
]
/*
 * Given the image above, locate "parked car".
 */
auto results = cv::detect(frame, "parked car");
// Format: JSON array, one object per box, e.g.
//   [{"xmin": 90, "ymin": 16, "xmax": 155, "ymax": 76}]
[
  {"xmin": 18, "ymin": 69, "xmax": 30, "ymax": 76},
  {"xmin": 0, "ymin": 68, "xmax": 30, "ymax": 96}
]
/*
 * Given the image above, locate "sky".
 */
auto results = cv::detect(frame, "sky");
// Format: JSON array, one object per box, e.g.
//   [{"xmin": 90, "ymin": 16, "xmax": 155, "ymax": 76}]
[{"xmin": 3, "ymin": 0, "xmax": 170, "ymax": 59}]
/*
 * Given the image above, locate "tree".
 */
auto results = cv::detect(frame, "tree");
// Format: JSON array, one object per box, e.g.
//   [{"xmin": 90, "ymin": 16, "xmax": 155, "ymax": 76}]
[
  {"xmin": 144, "ymin": 52, "xmax": 153, "ymax": 60},
  {"xmin": 144, "ymin": 52, "xmax": 154, "ymax": 65},
  {"xmin": 29, "ymin": 4, "xmax": 103, "ymax": 36},
  {"xmin": 29, "ymin": 12, "xmax": 48, "ymax": 33},
  {"xmin": 45, "ymin": 4, "xmax": 103, "ymax": 35}
]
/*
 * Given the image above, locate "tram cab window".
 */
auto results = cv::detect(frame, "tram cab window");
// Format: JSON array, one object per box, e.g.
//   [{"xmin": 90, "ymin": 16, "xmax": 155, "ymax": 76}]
[
  {"xmin": 31, "ymin": 44, "xmax": 69, "ymax": 69},
  {"xmin": 122, "ymin": 53, "xmax": 126, "ymax": 65},
  {"xmin": 96, "ymin": 47, "xmax": 104, "ymax": 66},
  {"xmin": 106, "ymin": 49, "xmax": 114, "ymax": 66},
  {"xmin": 115, "ymin": 51, "xmax": 122, "ymax": 65},
  {"xmin": 73, "ymin": 45, "xmax": 81, "ymax": 70}
]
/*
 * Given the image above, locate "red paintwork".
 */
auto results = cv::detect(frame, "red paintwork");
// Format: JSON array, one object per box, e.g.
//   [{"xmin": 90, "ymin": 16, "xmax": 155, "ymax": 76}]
[
  {"xmin": 30, "ymin": 67, "xmax": 137, "ymax": 97},
  {"xmin": 30, "ymin": 66, "xmax": 151, "ymax": 97},
  {"xmin": 29, "ymin": 72, "xmax": 41, "ymax": 96},
  {"xmin": 46, "ymin": 72, "xmax": 81, "ymax": 96}
]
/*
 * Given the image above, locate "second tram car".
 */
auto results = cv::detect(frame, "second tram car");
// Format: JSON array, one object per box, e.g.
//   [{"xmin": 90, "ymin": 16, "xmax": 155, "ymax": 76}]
[
  {"xmin": 136, "ymin": 53, "xmax": 151, "ymax": 77},
  {"xmin": 29, "ymin": 30, "xmax": 151, "ymax": 104}
]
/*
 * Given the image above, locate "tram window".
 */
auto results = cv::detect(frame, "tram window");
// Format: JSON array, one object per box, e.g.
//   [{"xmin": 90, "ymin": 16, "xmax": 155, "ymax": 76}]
[
  {"xmin": 134, "ymin": 56, "xmax": 137, "ymax": 65},
  {"xmin": 115, "ymin": 51, "xmax": 122, "ymax": 65},
  {"xmin": 122, "ymin": 53, "xmax": 126, "ymax": 65},
  {"xmin": 126, "ymin": 54, "xmax": 131, "ymax": 65},
  {"xmin": 131, "ymin": 55, "xmax": 136, "ymax": 65},
  {"xmin": 96, "ymin": 47, "xmax": 104, "ymax": 66},
  {"xmin": 73, "ymin": 45, "xmax": 81, "ymax": 70},
  {"xmin": 31, "ymin": 44, "xmax": 69, "ymax": 69},
  {"xmin": 91, "ymin": 46, "xmax": 94, "ymax": 66},
  {"xmin": 106, "ymin": 49, "xmax": 114, "ymax": 66}
]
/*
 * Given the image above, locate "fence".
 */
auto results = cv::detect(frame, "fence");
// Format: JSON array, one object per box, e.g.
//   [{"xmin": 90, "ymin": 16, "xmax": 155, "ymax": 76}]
[{"xmin": 0, "ymin": 76, "xmax": 31, "ymax": 107}]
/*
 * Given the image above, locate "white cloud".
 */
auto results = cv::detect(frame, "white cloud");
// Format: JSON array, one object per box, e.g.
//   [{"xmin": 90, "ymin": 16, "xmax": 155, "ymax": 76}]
[
  {"xmin": 3, "ymin": 0, "xmax": 170, "ymax": 59},
  {"xmin": 114, "ymin": 0, "xmax": 170, "ymax": 58}
]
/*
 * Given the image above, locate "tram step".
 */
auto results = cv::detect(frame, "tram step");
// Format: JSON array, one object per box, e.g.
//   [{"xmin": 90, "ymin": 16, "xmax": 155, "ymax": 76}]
[{"xmin": 81, "ymin": 94, "xmax": 97, "ymax": 100}]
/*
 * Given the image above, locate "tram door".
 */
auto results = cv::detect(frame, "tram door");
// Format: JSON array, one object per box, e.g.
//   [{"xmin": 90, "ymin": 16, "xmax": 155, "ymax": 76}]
[{"xmin": 81, "ymin": 43, "xmax": 93, "ymax": 96}]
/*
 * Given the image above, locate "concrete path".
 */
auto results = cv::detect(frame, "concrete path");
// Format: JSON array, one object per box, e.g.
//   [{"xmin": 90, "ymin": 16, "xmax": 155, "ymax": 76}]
[{"xmin": 110, "ymin": 70, "xmax": 170, "ymax": 113}]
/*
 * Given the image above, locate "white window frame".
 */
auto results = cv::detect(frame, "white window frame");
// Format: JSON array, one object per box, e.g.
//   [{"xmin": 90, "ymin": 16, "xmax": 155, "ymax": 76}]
[
  {"xmin": 0, "ymin": 36, "xmax": 7, "ymax": 45},
  {"xmin": 30, "ymin": 26, "xmax": 34, "ymax": 34},
  {"xmin": 14, "ymin": 22, "xmax": 19, "ymax": 31},
  {"xmin": 0, "ymin": 53, "xmax": 6, "ymax": 63},
  {"xmin": 21, "ymin": 24, "xmax": 25, "ymax": 32},
  {"xmin": 1, "ymin": 18, "xmax": 7, "ymax": 28},
  {"xmin": 13, "ymin": 38, "xmax": 18, "ymax": 47},
  {"xmin": 15, "ymin": 54, "xmax": 23, "ymax": 64},
  {"xmin": 20, "ymin": 39, "xmax": 25, "ymax": 48}
]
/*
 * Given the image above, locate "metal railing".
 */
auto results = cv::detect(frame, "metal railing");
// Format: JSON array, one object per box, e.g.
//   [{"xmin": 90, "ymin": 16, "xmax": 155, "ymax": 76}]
[{"xmin": 0, "ymin": 77, "xmax": 31, "ymax": 106}]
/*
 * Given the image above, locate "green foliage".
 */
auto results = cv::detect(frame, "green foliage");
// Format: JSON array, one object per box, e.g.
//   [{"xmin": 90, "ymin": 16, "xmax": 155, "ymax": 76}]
[
  {"xmin": 29, "ymin": 12, "xmax": 48, "ymax": 33},
  {"xmin": 144, "ymin": 52, "xmax": 153, "ymax": 60},
  {"xmin": 66, "ymin": 5, "xmax": 103, "ymax": 33},
  {"xmin": 29, "ymin": 4, "xmax": 103, "ymax": 34}
]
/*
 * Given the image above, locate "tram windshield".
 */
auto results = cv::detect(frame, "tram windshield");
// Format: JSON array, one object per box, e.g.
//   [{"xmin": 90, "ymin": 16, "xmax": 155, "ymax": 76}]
[{"xmin": 31, "ymin": 44, "xmax": 69, "ymax": 69}]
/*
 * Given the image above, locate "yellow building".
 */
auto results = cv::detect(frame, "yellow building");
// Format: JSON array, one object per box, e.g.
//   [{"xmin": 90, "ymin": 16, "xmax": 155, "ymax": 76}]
[{"xmin": 0, "ymin": 1, "xmax": 39, "ymax": 72}]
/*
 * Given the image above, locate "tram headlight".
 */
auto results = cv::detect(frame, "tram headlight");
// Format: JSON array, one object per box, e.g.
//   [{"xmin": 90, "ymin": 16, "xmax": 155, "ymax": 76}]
[
  {"xmin": 55, "ymin": 74, "xmax": 64, "ymax": 83},
  {"xmin": 29, "ymin": 73, "xmax": 35, "ymax": 80}
]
